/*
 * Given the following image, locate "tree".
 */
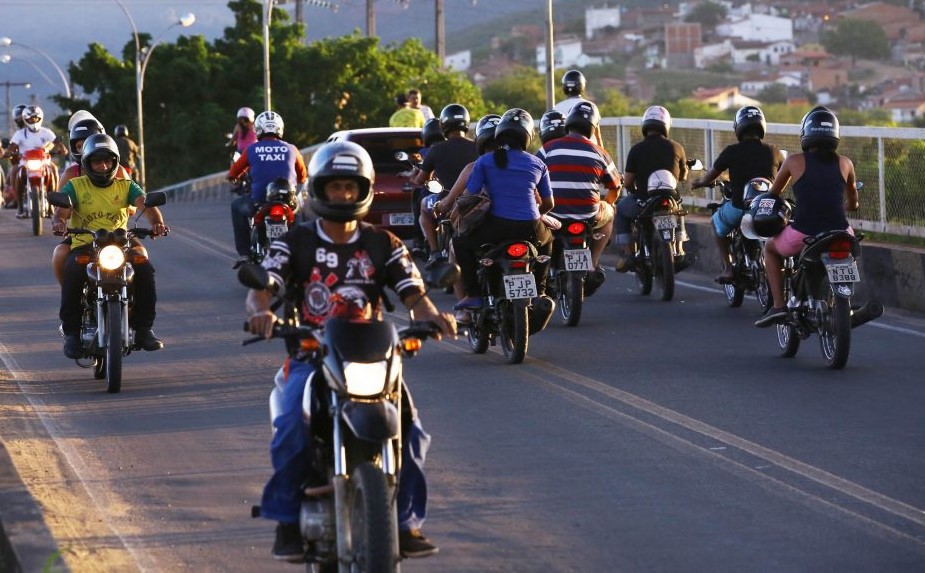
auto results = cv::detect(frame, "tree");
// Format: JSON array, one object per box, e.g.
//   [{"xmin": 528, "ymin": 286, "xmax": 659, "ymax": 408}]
[
  {"xmin": 684, "ymin": 1, "xmax": 727, "ymax": 37},
  {"xmin": 481, "ymin": 66, "xmax": 547, "ymax": 118},
  {"xmin": 822, "ymin": 19, "xmax": 891, "ymax": 67}
]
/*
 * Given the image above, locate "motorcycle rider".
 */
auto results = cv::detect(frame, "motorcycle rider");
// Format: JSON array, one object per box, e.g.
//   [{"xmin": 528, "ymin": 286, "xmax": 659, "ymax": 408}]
[
  {"xmin": 692, "ymin": 106, "xmax": 785, "ymax": 283},
  {"xmin": 451, "ymin": 108, "xmax": 555, "ymax": 323},
  {"xmin": 228, "ymin": 110, "xmax": 308, "ymax": 266},
  {"xmin": 4, "ymin": 105, "xmax": 61, "ymax": 219},
  {"xmin": 113, "ymin": 124, "xmax": 141, "ymax": 183},
  {"xmin": 406, "ymin": 117, "xmax": 444, "ymax": 258},
  {"xmin": 537, "ymin": 109, "xmax": 567, "ymax": 147},
  {"xmin": 754, "ymin": 106, "xmax": 859, "ymax": 328},
  {"xmin": 245, "ymin": 140, "xmax": 455, "ymax": 561},
  {"xmin": 614, "ymin": 106, "xmax": 689, "ymax": 272},
  {"xmin": 411, "ymin": 104, "xmax": 479, "ymax": 265},
  {"xmin": 551, "ymin": 70, "xmax": 604, "ymax": 147},
  {"xmin": 540, "ymin": 101, "xmax": 622, "ymax": 294},
  {"xmin": 2, "ymin": 104, "xmax": 27, "ymax": 208},
  {"xmin": 52, "ymin": 134, "xmax": 168, "ymax": 358},
  {"xmin": 229, "ymin": 107, "xmax": 258, "ymax": 154}
]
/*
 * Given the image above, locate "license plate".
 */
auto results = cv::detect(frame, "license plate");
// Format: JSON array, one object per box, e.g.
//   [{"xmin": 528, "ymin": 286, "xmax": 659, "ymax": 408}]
[
  {"xmin": 826, "ymin": 261, "xmax": 860, "ymax": 283},
  {"xmin": 266, "ymin": 222, "xmax": 288, "ymax": 239},
  {"xmin": 653, "ymin": 215, "xmax": 678, "ymax": 230},
  {"xmin": 503, "ymin": 273, "xmax": 538, "ymax": 299},
  {"xmin": 563, "ymin": 248, "xmax": 593, "ymax": 271},
  {"xmin": 388, "ymin": 212, "xmax": 414, "ymax": 226}
]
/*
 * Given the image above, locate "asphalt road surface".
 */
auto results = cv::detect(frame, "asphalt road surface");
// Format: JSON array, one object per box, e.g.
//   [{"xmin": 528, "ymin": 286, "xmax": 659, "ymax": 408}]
[{"xmin": 1, "ymin": 197, "xmax": 924, "ymax": 572}]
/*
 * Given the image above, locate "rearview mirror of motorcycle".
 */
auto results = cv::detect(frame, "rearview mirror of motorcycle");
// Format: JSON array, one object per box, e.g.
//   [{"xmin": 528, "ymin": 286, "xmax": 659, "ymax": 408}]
[
  {"xmin": 144, "ymin": 191, "xmax": 167, "ymax": 208},
  {"xmin": 47, "ymin": 191, "xmax": 73, "ymax": 209},
  {"xmin": 237, "ymin": 262, "xmax": 280, "ymax": 293},
  {"xmin": 856, "ymin": 181, "xmax": 864, "ymax": 190},
  {"xmin": 394, "ymin": 151, "xmax": 409, "ymax": 162},
  {"xmin": 687, "ymin": 158, "xmax": 704, "ymax": 171},
  {"xmin": 1, "ymin": 137, "xmax": 9, "ymax": 148},
  {"xmin": 424, "ymin": 180, "xmax": 442, "ymax": 194}
]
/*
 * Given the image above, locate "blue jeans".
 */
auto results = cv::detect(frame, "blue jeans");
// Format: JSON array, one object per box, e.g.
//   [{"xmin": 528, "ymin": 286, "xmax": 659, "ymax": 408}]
[
  {"xmin": 260, "ymin": 358, "xmax": 431, "ymax": 530},
  {"xmin": 712, "ymin": 202, "xmax": 744, "ymax": 237},
  {"xmin": 231, "ymin": 195, "xmax": 256, "ymax": 257}
]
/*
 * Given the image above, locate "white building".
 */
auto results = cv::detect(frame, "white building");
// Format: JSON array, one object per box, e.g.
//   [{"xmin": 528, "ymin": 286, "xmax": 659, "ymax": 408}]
[
  {"xmin": 585, "ymin": 5, "xmax": 621, "ymax": 39},
  {"xmin": 535, "ymin": 38, "xmax": 605, "ymax": 72},
  {"xmin": 717, "ymin": 14, "xmax": 793, "ymax": 43},
  {"xmin": 694, "ymin": 40, "xmax": 733, "ymax": 69},
  {"xmin": 731, "ymin": 39, "xmax": 795, "ymax": 66},
  {"xmin": 444, "ymin": 50, "xmax": 471, "ymax": 72}
]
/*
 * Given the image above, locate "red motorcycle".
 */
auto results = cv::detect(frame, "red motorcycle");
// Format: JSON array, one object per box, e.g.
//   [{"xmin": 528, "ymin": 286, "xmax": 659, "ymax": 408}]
[{"xmin": 19, "ymin": 148, "xmax": 56, "ymax": 236}]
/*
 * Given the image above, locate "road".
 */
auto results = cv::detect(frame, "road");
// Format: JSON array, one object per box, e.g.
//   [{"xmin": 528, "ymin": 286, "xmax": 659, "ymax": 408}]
[{"xmin": 1, "ymin": 197, "xmax": 924, "ymax": 572}]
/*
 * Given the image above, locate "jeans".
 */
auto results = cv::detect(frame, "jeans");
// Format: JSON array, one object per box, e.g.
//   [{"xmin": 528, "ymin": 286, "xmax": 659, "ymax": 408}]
[
  {"xmin": 231, "ymin": 195, "xmax": 256, "ymax": 257},
  {"xmin": 260, "ymin": 358, "xmax": 431, "ymax": 530}
]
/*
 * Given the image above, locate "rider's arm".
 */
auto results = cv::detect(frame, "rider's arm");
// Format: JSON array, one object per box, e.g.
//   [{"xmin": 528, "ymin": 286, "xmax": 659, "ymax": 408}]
[
  {"xmin": 769, "ymin": 154, "xmax": 796, "ymax": 197},
  {"xmin": 410, "ymin": 167, "xmax": 431, "ymax": 186},
  {"xmin": 537, "ymin": 168, "xmax": 554, "ymax": 215},
  {"xmin": 436, "ymin": 162, "xmax": 474, "ymax": 214},
  {"xmin": 401, "ymin": 292, "xmax": 456, "ymax": 339},
  {"xmin": 623, "ymin": 172, "xmax": 637, "ymax": 196},
  {"xmin": 843, "ymin": 156, "xmax": 860, "ymax": 211},
  {"xmin": 294, "ymin": 151, "xmax": 308, "ymax": 184},
  {"xmin": 692, "ymin": 166, "xmax": 721, "ymax": 189},
  {"xmin": 228, "ymin": 152, "xmax": 250, "ymax": 181}
]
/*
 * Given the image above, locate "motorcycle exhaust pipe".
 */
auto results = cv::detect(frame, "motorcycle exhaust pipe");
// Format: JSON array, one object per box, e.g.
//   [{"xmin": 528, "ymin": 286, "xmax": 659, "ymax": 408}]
[{"xmin": 851, "ymin": 300, "xmax": 883, "ymax": 329}]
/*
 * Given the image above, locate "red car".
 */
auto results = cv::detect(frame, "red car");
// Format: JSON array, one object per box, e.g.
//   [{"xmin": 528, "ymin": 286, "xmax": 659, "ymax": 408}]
[{"xmin": 323, "ymin": 128, "xmax": 423, "ymax": 238}]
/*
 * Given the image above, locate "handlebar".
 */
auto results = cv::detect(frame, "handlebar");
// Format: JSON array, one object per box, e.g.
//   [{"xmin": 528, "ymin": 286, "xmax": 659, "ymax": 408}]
[
  {"xmin": 242, "ymin": 319, "xmax": 441, "ymax": 346},
  {"xmin": 62, "ymin": 226, "xmax": 170, "ymax": 239}
]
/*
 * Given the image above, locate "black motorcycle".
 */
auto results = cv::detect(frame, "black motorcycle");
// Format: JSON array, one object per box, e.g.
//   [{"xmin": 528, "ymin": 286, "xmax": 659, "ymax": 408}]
[
  {"xmin": 48, "ymin": 190, "xmax": 168, "ymax": 393},
  {"xmin": 546, "ymin": 217, "xmax": 600, "ymax": 326},
  {"xmin": 630, "ymin": 189, "xmax": 689, "ymax": 302}
]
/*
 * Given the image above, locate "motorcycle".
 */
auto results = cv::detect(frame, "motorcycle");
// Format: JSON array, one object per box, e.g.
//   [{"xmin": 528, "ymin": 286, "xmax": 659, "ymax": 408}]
[
  {"xmin": 775, "ymin": 228, "xmax": 882, "ymax": 369},
  {"xmin": 464, "ymin": 240, "xmax": 552, "ymax": 364},
  {"xmin": 20, "ymin": 148, "xmax": 55, "ymax": 236},
  {"xmin": 545, "ymin": 216, "xmax": 602, "ymax": 326},
  {"xmin": 630, "ymin": 187, "xmax": 689, "ymax": 302},
  {"xmin": 239, "ymin": 262, "xmax": 459, "ymax": 572},
  {"xmin": 48, "ymin": 190, "xmax": 168, "ymax": 393},
  {"xmin": 707, "ymin": 180, "xmax": 771, "ymax": 309},
  {"xmin": 244, "ymin": 185, "xmax": 301, "ymax": 266}
]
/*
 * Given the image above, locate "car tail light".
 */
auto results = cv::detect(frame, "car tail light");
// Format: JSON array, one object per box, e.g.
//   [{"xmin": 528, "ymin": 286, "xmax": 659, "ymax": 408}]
[
  {"xmin": 506, "ymin": 243, "xmax": 528, "ymax": 258},
  {"xmin": 828, "ymin": 238, "xmax": 853, "ymax": 260}
]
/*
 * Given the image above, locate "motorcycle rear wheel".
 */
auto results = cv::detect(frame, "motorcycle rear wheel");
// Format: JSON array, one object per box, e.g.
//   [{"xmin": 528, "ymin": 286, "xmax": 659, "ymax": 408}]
[
  {"xmin": 819, "ymin": 292, "xmax": 851, "ymax": 370},
  {"xmin": 652, "ymin": 231, "xmax": 675, "ymax": 302},
  {"xmin": 105, "ymin": 300, "xmax": 123, "ymax": 393},
  {"xmin": 558, "ymin": 272, "xmax": 584, "ymax": 327},
  {"xmin": 348, "ymin": 462, "xmax": 398, "ymax": 573},
  {"xmin": 500, "ymin": 300, "xmax": 529, "ymax": 364}
]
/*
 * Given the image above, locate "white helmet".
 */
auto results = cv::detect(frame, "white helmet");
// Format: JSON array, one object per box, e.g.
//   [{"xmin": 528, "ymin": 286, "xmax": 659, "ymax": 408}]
[
  {"xmin": 68, "ymin": 109, "xmax": 99, "ymax": 132},
  {"xmin": 647, "ymin": 169, "xmax": 678, "ymax": 191},
  {"xmin": 237, "ymin": 107, "xmax": 255, "ymax": 122},
  {"xmin": 641, "ymin": 105, "xmax": 671, "ymax": 137},
  {"xmin": 22, "ymin": 105, "xmax": 44, "ymax": 133},
  {"xmin": 255, "ymin": 110, "xmax": 284, "ymax": 138}
]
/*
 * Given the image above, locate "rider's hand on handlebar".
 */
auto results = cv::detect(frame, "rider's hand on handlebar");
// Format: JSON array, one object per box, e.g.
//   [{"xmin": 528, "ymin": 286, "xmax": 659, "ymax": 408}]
[
  {"xmin": 248, "ymin": 309, "xmax": 276, "ymax": 340},
  {"xmin": 51, "ymin": 220, "xmax": 67, "ymax": 236},
  {"xmin": 150, "ymin": 223, "xmax": 168, "ymax": 238}
]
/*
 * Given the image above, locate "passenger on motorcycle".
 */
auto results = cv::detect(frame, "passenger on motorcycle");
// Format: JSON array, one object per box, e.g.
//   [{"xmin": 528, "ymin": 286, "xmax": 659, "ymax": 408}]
[
  {"xmin": 692, "ymin": 106, "xmax": 785, "ymax": 283},
  {"xmin": 229, "ymin": 107, "xmax": 258, "ymax": 154},
  {"xmin": 754, "ymin": 106, "xmax": 860, "ymax": 328},
  {"xmin": 411, "ymin": 104, "xmax": 479, "ymax": 265},
  {"xmin": 113, "ymin": 124, "xmax": 141, "ymax": 183},
  {"xmin": 614, "ymin": 106, "xmax": 689, "ymax": 271},
  {"xmin": 539, "ymin": 101, "xmax": 622, "ymax": 294},
  {"xmin": 4, "ymin": 105, "xmax": 61, "ymax": 219},
  {"xmin": 245, "ymin": 140, "xmax": 455, "ymax": 561},
  {"xmin": 228, "ymin": 111, "xmax": 308, "ymax": 265},
  {"xmin": 451, "ymin": 108, "xmax": 555, "ymax": 322},
  {"xmin": 406, "ymin": 117, "xmax": 445, "ymax": 257},
  {"xmin": 2, "ymin": 104, "xmax": 27, "ymax": 208},
  {"xmin": 52, "ymin": 134, "xmax": 168, "ymax": 358}
]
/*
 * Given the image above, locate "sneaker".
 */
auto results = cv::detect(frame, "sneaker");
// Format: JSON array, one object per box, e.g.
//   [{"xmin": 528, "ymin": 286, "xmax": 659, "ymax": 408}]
[
  {"xmin": 754, "ymin": 307, "xmax": 789, "ymax": 328},
  {"xmin": 399, "ymin": 528, "xmax": 439, "ymax": 558},
  {"xmin": 63, "ymin": 334, "xmax": 83, "ymax": 359},
  {"xmin": 452, "ymin": 296, "xmax": 483, "ymax": 310},
  {"xmin": 585, "ymin": 266, "xmax": 606, "ymax": 296},
  {"xmin": 15, "ymin": 210, "xmax": 28, "ymax": 219},
  {"xmin": 272, "ymin": 522, "xmax": 304, "ymax": 562},
  {"xmin": 614, "ymin": 254, "xmax": 635, "ymax": 273},
  {"xmin": 134, "ymin": 329, "xmax": 164, "ymax": 351},
  {"xmin": 411, "ymin": 246, "xmax": 429, "ymax": 261},
  {"xmin": 425, "ymin": 252, "xmax": 445, "ymax": 269}
]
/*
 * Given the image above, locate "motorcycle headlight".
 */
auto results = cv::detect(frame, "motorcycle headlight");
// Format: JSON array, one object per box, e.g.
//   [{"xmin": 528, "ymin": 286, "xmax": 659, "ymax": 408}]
[
  {"xmin": 98, "ymin": 245, "xmax": 126, "ymax": 270},
  {"xmin": 343, "ymin": 361, "xmax": 393, "ymax": 397},
  {"xmin": 25, "ymin": 159, "xmax": 44, "ymax": 171}
]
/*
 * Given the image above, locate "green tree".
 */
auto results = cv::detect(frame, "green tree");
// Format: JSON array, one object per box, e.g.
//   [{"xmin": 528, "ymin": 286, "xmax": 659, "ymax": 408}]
[
  {"xmin": 822, "ymin": 19, "xmax": 891, "ymax": 66},
  {"xmin": 684, "ymin": 1, "xmax": 727, "ymax": 37},
  {"xmin": 481, "ymin": 66, "xmax": 547, "ymax": 118}
]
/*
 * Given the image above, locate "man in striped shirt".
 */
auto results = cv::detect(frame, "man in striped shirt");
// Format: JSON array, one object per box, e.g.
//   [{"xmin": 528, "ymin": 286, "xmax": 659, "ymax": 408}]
[{"xmin": 540, "ymin": 101, "xmax": 622, "ymax": 289}]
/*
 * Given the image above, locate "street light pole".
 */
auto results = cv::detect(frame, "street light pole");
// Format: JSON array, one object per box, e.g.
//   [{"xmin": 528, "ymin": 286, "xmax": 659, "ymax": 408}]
[
  {"xmin": 0, "ymin": 37, "xmax": 71, "ymax": 99},
  {"xmin": 1, "ymin": 80, "xmax": 32, "ymax": 133},
  {"xmin": 263, "ymin": 0, "xmax": 276, "ymax": 111}
]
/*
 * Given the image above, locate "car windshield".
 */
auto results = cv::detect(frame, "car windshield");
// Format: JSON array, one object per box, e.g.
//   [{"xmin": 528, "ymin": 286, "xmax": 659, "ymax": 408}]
[{"xmin": 351, "ymin": 135, "xmax": 422, "ymax": 174}]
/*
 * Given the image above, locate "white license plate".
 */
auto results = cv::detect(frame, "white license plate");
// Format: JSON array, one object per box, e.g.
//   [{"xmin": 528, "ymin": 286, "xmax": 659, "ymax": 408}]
[
  {"xmin": 563, "ymin": 248, "xmax": 593, "ymax": 271},
  {"xmin": 826, "ymin": 261, "xmax": 860, "ymax": 283},
  {"xmin": 503, "ymin": 273, "xmax": 538, "ymax": 299},
  {"xmin": 388, "ymin": 212, "xmax": 415, "ymax": 226},
  {"xmin": 266, "ymin": 222, "xmax": 288, "ymax": 239},
  {"xmin": 653, "ymin": 215, "xmax": 678, "ymax": 230}
]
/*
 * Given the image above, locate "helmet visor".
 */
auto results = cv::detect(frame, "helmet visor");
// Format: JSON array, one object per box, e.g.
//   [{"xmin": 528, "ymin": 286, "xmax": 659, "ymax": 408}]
[{"xmin": 25, "ymin": 116, "xmax": 41, "ymax": 124}]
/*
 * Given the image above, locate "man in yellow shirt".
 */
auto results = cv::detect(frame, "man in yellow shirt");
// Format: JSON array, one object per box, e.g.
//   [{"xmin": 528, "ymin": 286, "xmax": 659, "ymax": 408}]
[{"xmin": 389, "ymin": 93, "xmax": 425, "ymax": 128}]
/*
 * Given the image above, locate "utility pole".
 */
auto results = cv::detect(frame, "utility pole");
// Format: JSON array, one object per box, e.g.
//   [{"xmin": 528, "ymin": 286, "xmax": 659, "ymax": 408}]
[
  {"xmin": 545, "ymin": 0, "xmax": 555, "ymax": 109},
  {"xmin": 435, "ymin": 0, "xmax": 445, "ymax": 63},
  {"xmin": 366, "ymin": 0, "xmax": 376, "ymax": 37},
  {"xmin": 295, "ymin": 0, "xmax": 304, "ymax": 28}
]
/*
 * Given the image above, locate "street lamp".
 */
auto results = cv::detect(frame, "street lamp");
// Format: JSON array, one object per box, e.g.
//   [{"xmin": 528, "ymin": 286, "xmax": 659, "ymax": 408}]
[
  {"xmin": 0, "ymin": 79, "xmax": 32, "ymax": 133},
  {"xmin": 0, "ymin": 37, "xmax": 71, "ymax": 99},
  {"xmin": 1, "ymin": 53, "xmax": 58, "ymax": 92}
]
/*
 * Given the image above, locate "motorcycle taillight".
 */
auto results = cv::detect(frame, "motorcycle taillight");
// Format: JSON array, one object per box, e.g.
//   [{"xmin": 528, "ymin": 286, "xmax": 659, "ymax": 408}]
[
  {"xmin": 566, "ymin": 222, "xmax": 586, "ymax": 235},
  {"xmin": 506, "ymin": 243, "xmax": 529, "ymax": 258},
  {"xmin": 828, "ymin": 238, "xmax": 854, "ymax": 260},
  {"xmin": 269, "ymin": 204, "xmax": 288, "ymax": 218},
  {"xmin": 659, "ymin": 198, "xmax": 671, "ymax": 209}
]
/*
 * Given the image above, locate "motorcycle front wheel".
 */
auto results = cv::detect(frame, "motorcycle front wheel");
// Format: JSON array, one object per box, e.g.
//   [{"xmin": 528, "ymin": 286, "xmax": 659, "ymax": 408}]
[
  {"xmin": 652, "ymin": 230, "xmax": 675, "ymax": 302},
  {"xmin": 499, "ymin": 300, "xmax": 529, "ymax": 364},
  {"xmin": 819, "ymin": 291, "xmax": 852, "ymax": 369},
  {"xmin": 558, "ymin": 271, "xmax": 584, "ymax": 327},
  {"xmin": 30, "ymin": 186, "xmax": 42, "ymax": 236},
  {"xmin": 105, "ymin": 300, "xmax": 123, "ymax": 393},
  {"xmin": 348, "ymin": 462, "xmax": 398, "ymax": 573}
]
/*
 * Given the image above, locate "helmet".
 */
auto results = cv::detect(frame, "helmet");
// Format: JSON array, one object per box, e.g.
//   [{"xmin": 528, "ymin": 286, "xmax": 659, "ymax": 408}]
[
  {"xmin": 13, "ymin": 104, "xmax": 26, "ymax": 127},
  {"xmin": 80, "ymin": 134, "xmax": 121, "ymax": 187},
  {"xmin": 69, "ymin": 118, "xmax": 106, "ymax": 163},
  {"xmin": 742, "ymin": 177, "xmax": 772, "ymax": 209},
  {"xmin": 565, "ymin": 101, "xmax": 601, "ymax": 139},
  {"xmin": 237, "ymin": 107, "xmax": 255, "ymax": 122},
  {"xmin": 741, "ymin": 192, "xmax": 790, "ymax": 240},
  {"xmin": 647, "ymin": 169, "xmax": 678, "ymax": 191},
  {"xmin": 307, "ymin": 141, "xmax": 375, "ymax": 222},
  {"xmin": 255, "ymin": 111, "xmax": 284, "ymax": 138},
  {"xmin": 67, "ymin": 110, "xmax": 97, "ymax": 132},
  {"xmin": 22, "ymin": 105, "xmax": 44, "ymax": 132},
  {"xmin": 539, "ymin": 110, "xmax": 566, "ymax": 144},
  {"xmin": 562, "ymin": 70, "xmax": 586, "ymax": 97},
  {"xmin": 800, "ymin": 106, "xmax": 839, "ymax": 152},
  {"xmin": 266, "ymin": 177, "xmax": 299, "ymax": 209},
  {"xmin": 114, "ymin": 124, "xmax": 129, "ymax": 138},
  {"xmin": 641, "ymin": 105, "xmax": 670, "ymax": 137},
  {"xmin": 733, "ymin": 106, "xmax": 766, "ymax": 141},
  {"xmin": 475, "ymin": 114, "xmax": 501, "ymax": 154},
  {"xmin": 494, "ymin": 108, "xmax": 534, "ymax": 149},
  {"xmin": 439, "ymin": 103, "xmax": 470, "ymax": 135},
  {"xmin": 421, "ymin": 118, "xmax": 446, "ymax": 147}
]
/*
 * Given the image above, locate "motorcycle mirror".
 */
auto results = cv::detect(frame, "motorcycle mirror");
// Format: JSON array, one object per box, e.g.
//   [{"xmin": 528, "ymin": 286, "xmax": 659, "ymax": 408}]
[
  {"xmin": 144, "ymin": 191, "xmax": 167, "ymax": 208},
  {"xmin": 424, "ymin": 180, "xmax": 442, "ymax": 194},
  {"xmin": 0, "ymin": 137, "xmax": 9, "ymax": 148},
  {"xmin": 47, "ymin": 191, "xmax": 73, "ymax": 209},
  {"xmin": 687, "ymin": 158, "xmax": 704, "ymax": 171},
  {"xmin": 237, "ymin": 263, "xmax": 272, "ymax": 290},
  {"xmin": 856, "ymin": 181, "xmax": 864, "ymax": 190},
  {"xmin": 394, "ymin": 151, "xmax": 409, "ymax": 162}
]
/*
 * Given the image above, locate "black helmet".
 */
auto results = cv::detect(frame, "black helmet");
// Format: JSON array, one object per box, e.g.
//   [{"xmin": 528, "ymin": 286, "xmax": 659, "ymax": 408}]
[
  {"xmin": 800, "ymin": 106, "xmax": 839, "ymax": 152},
  {"xmin": 562, "ymin": 70, "xmax": 586, "ymax": 97},
  {"xmin": 539, "ymin": 110, "xmax": 566, "ymax": 144},
  {"xmin": 307, "ymin": 141, "xmax": 375, "ymax": 223},
  {"xmin": 80, "ymin": 134, "xmax": 121, "ymax": 187},
  {"xmin": 69, "ymin": 118, "xmax": 106, "ymax": 164},
  {"xmin": 13, "ymin": 104, "xmax": 26, "ymax": 128},
  {"xmin": 421, "ymin": 118, "xmax": 446, "ymax": 147},
  {"xmin": 742, "ymin": 177, "xmax": 772, "ymax": 209},
  {"xmin": 741, "ymin": 192, "xmax": 790, "ymax": 240},
  {"xmin": 494, "ymin": 108, "xmax": 534, "ymax": 150},
  {"xmin": 641, "ymin": 105, "xmax": 671, "ymax": 137},
  {"xmin": 114, "ymin": 124, "xmax": 129, "ymax": 138},
  {"xmin": 565, "ymin": 101, "xmax": 601, "ymax": 139},
  {"xmin": 733, "ymin": 106, "xmax": 766, "ymax": 141},
  {"xmin": 439, "ymin": 103, "xmax": 470, "ymax": 135},
  {"xmin": 475, "ymin": 114, "xmax": 501, "ymax": 154},
  {"xmin": 266, "ymin": 177, "xmax": 299, "ymax": 209}
]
